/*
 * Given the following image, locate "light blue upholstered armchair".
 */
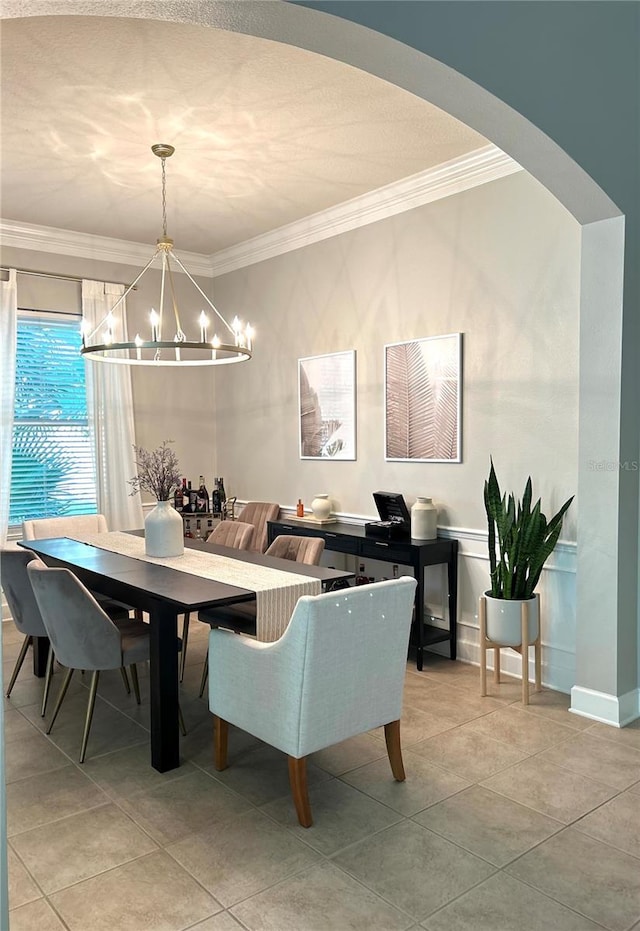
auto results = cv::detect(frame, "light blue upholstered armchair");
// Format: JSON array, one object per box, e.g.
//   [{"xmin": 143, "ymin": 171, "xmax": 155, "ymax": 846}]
[{"xmin": 208, "ymin": 576, "xmax": 417, "ymax": 827}]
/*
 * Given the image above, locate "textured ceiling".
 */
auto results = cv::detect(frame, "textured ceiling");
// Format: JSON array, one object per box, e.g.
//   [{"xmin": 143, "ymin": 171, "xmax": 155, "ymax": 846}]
[{"xmin": 1, "ymin": 15, "xmax": 488, "ymax": 255}]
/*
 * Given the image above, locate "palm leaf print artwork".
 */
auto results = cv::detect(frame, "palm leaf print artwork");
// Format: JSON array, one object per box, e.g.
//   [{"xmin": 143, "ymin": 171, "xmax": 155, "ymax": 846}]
[{"xmin": 385, "ymin": 334, "xmax": 461, "ymax": 461}]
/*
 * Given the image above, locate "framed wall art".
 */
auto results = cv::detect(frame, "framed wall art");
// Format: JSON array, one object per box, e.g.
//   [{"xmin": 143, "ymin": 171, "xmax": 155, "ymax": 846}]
[
  {"xmin": 299, "ymin": 350, "xmax": 356, "ymax": 460},
  {"xmin": 385, "ymin": 333, "xmax": 462, "ymax": 462}
]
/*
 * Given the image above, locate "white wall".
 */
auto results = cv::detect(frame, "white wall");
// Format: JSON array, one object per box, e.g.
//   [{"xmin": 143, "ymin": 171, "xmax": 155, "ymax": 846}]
[{"xmin": 212, "ymin": 170, "xmax": 581, "ymax": 689}]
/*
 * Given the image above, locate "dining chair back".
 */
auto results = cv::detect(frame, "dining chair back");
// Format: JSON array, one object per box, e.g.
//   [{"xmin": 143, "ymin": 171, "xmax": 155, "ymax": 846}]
[
  {"xmin": 208, "ymin": 576, "xmax": 417, "ymax": 826},
  {"xmin": 27, "ymin": 560, "xmax": 150, "ymax": 762},
  {"xmin": 22, "ymin": 514, "xmax": 109, "ymax": 539},
  {"xmin": 205, "ymin": 520, "xmax": 254, "ymax": 550},
  {"xmin": 265, "ymin": 535, "xmax": 325, "ymax": 565},
  {"xmin": 237, "ymin": 501, "xmax": 280, "ymax": 554},
  {"xmin": 1, "ymin": 548, "xmax": 54, "ymax": 714}
]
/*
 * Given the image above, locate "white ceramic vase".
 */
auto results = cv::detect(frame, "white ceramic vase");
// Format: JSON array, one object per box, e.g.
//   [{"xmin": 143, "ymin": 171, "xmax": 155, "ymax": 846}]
[
  {"xmin": 484, "ymin": 592, "xmax": 539, "ymax": 646},
  {"xmin": 145, "ymin": 499, "xmax": 184, "ymax": 557},
  {"xmin": 311, "ymin": 494, "xmax": 332, "ymax": 521},
  {"xmin": 411, "ymin": 496, "xmax": 438, "ymax": 540}
]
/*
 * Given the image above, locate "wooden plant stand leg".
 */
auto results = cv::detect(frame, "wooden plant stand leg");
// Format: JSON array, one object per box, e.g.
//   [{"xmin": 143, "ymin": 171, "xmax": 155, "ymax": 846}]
[
  {"xmin": 521, "ymin": 604, "xmax": 530, "ymax": 705},
  {"xmin": 534, "ymin": 629, "xmax": 542, "ymax": 693},
  {"xmin": 494, "ymin": 642, "xmax": 501, "ymax": 685}
]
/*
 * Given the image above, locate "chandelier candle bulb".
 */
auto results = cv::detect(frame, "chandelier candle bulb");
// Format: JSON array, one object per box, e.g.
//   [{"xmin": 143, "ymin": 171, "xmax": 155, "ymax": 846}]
[{"xmin": 199, "ymin": 312, "xmax": 208, "ymax": 342}]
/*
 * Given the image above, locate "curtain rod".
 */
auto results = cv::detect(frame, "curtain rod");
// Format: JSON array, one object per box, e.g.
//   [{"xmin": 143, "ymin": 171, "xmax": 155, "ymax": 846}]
[{"xmin": 0, "ymin": 267, "xmax": 136, "ymax": 288}]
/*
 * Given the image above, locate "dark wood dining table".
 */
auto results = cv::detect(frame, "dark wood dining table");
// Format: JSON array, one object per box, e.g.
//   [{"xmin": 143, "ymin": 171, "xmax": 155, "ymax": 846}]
[{"xmin": 18, "ymin": 535, "xmax": 352, "ymax": 772}]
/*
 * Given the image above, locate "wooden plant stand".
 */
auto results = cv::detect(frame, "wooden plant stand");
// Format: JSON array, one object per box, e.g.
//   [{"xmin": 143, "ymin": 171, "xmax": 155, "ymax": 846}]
[{"xmin": 479, "ymin": 595, "xmax": 542, "ymax": 705}]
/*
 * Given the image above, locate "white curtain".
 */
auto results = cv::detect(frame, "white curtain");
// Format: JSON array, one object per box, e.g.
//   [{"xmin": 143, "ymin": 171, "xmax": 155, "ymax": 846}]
[
  {"xmin": 82, "ymin": 280, "xmax": 143, "ymax": 531},
  {"xmin": 0, "ymin": 269, "xmax": 17, "ymax": 546}
]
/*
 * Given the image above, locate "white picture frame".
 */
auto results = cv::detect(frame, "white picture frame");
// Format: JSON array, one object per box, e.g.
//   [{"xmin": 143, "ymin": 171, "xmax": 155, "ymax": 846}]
[
  {"xmin": 298, "ymin": 350, "xmax": 356, "ymax": 460},
  {"xmin": 385, "ymin": 333, "xmax": 462, "ymax": 462}
]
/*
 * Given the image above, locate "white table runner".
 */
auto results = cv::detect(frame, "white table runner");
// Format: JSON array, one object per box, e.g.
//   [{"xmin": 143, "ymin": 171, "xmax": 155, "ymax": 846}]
[{"xmin": 72, "ymin": 531, "xmax": 321, "ymax": 642}]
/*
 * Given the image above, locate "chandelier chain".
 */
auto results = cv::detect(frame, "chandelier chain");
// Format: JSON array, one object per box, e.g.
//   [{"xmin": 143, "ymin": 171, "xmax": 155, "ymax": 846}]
[{"xmin": 161, "ymin": 156, "xmax": 168, "ymax": 239}]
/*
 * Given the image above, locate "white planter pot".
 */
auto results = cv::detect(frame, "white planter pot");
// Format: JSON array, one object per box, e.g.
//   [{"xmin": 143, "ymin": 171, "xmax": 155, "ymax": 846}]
[
  {"xmin": 484, "ymin": 592, "xmax": 539, "ymax": 646},
  {"xmin": 145, "ymin": 500, "xmax": 184, "ymax": 557},
  {"xmin": 311, "ymin": 494, "xmax": 331, "ymax": 521}
]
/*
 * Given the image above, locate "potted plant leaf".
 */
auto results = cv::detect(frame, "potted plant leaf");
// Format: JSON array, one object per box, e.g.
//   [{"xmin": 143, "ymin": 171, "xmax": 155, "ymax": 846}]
[{"xmin": 483, "ymin": 459, "xmax": 573, "ymax": 645}]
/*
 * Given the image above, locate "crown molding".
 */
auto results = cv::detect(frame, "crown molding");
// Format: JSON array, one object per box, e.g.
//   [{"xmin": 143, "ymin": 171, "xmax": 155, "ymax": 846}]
[
  {"xmin": 0, "ymin": 219, "xmax": 215, "ymax": 277},
  {"xmin": 209, "ymin": 144, "xmax": 522, "ymax": 276},
  {"xmin": 1, "ymin": 144, "xmax": 521, "ymax": 278}
]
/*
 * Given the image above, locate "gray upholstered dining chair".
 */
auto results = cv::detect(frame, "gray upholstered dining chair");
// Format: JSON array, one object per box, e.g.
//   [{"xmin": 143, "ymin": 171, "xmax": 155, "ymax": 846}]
[
  {"xmin": 2, "ymin": 548, "xmax": 55, "ymax": 716},
  {"xmin": 27, "ymin": 560, "xmax": 152, "ymax": 763},
  {"xmin": 179, "ymin": 519, "xmax": 255, "ymax": 681},
  {"xmin": 196, "ymin": 533, "xmax": 325, "ymax": 697},
  {"xmin": 22, "ymin": 513, "xmax": 138, "ymax": 618},
  {"xmin": 209, "ymin": 577, "xmax": 417, "ymax": 826},
  {"xmin": 237, "ymin": 501, "xmax": 280, "ymax": 554}
]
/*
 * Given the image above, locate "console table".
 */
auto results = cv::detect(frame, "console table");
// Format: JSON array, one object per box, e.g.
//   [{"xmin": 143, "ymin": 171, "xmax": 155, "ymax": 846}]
[{"xmin": 268, "ymin": 519, "xmax": 459, "ymax": 670}]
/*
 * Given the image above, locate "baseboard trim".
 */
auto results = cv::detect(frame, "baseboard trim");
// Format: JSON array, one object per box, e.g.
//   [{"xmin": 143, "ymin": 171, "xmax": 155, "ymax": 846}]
[{"xmin": 570, "ymin": 685, "xmax": 640, "ymax": 727}]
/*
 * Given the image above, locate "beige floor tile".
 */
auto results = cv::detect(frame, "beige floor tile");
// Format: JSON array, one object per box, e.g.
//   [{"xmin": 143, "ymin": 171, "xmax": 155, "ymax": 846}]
[
  {"xmin": 422, "ymin": 871, "xmax": 605, "ymax": 931},
  {"xmin": 521, "ymin": 688, "xmax": 593, "ymax": 730},
  {"xmin": 168, "ymin": 809, "xmax": 320, "ymax": 906},
  {"xmin": 391, "ymin": 704, "xmax": 459, "ymax": 745},
  {"xmin": 406, "ymin": 684, "xmax": 504, "ymax": 723},
  {"xmin": 584, "ymin": 719, "xmax": 640, "ymax": 750},
  {"xmin": 82, "ymin": 741, "xmax": 198, "ymax": 799},
  {"xmin": 333, "ymin": 819, "xmax": 495, "ymax": 921},
  {"xmin": 9, "ymin": 897, "xmax": 68, "ymax": 931},
  {"xmin": 50, "ymin": 849, "xmax": 221, "ymax": 931},
  {"xmin": 262, "ymin": 777, "xmax": 402, "ymax": 856},
  {"xmin": 341, "ymin": 748, "xmax": 470, "ymax": 816},
  {"xmin": 11, "ymin": 801, "xmax": 158, "ymax": 894},
  {"xmin": 310, "ymin": 732, "xmax": 386, "ymax": 775},
  {"xmin": 7, "ymin": 846, "xmax": 41, "ymax": 909},
  {"xmin": 4, "ymin": 731, "xmax": 71, "ymax": 784},
  {"xmin": 411, "ymin": 727, "xmax": 528, "ymax": 781},
  {"xmin": 482, "ymin": 756, "xmax": 617, "ymax": 823},
  {"xmin": 462, "ymin": 704, "xmax": 577, "ymax": 754},
  {"xmin": 537, "ymin": 732, "xmax": 640, "ymax": 789},
  {"xmin": 200, "ymin": 743, "xmax": 330, "ymax": 806},
  {"xmin": 506, "ymin": 827, "xmax": 640, "ymax": 931},
  {"xmin": 414, "ymin": 784, "xmax": 562, "ymax": 866},
  {"xmin": 189, "ymin": 913, "xmax": 248, "ymax": 931},
  {"xmin": 574, "ymin": 789, "xmax": 640, "ymax": 857},
  {"xmin": 3, "ymin": 707, "xmax": 42, "ymax": 745},
  {"xmin": 21, "ymin": 689, "xmax": 149, "ymax": 760},
  {"xmin": 231, "ymin": 861, "xmax": 413, "ymax": 931},
  {"xmin": 118, "ymin": 768, "xmax": 252, "ymax": 845},
  {"xmin": 7, "ymin": 763, "xmax": 110, "ymax": 836}
]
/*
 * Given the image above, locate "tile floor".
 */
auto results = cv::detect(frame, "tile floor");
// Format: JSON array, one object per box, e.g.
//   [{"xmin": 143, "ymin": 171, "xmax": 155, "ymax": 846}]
[{"xmin": 3, "ymin": 618, "xmax": 640, "ymax": 931}]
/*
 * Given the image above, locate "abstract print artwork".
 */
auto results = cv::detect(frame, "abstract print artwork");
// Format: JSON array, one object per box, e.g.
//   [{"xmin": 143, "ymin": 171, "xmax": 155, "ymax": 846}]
[
  {"xmin": 299, "ymin": 350, "xmax": 356, "ymax": 459},
  {"xmin": 385, "ymin": 333, "xmax": 462, "ymax": 462}
]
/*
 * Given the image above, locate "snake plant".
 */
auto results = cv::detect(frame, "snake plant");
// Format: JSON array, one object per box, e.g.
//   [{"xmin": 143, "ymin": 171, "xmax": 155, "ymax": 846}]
[{"xmin": 484, "ymin": 459, "xmax": 573, "ymax": 600}]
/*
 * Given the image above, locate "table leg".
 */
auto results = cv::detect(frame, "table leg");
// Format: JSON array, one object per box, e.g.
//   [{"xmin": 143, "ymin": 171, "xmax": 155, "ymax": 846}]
[
  {"xmin": 148, "ymin": 600, "xmax": 180, "ymax": 773},
  {"xmin": 447, "ymin": 547, "xmax": 458, "ymax": 661},
  {"xmin": 32, "ymin": 635, "xmax": 50, "ymax": 677}
]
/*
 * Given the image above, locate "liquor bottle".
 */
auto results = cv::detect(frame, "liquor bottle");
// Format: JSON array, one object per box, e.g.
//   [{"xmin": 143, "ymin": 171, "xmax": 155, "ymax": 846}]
[
  {"xmin": 184, "ymin": 518, "xmax": 193, "ymax": 539},
  {"xmin": 355, "ymin": 562, "xmax": 368, "ymax": 586},
  {"xmin": 195, "ymin": 518, "xmax": 202, "ymax": 539},
  {"xmin": 197, "ymin": 475, "xmax": 209, "ymax": 513},
  {"xmin": 206, "ymin": 517, "xmax": 214, "ymax": 541},
  {"xmin": 174, "ymin": 482, "xmax": 184, "ymax": 512},
  {"xmin": 218, "ymin": 477, "xmax": 226, "ymax": 505},
  {"xmin": 392, "ymin": 564, "xmax": 399, "ymax": 579},
  {"xmin": 188, "ymin": 481, "xmax": 198, "ymax": 514},
  {"xmin": 212, "ymin": 480, "xmax": 221, "ymax": 515},
  {"xmin": 296, "ymin": 498, "xmax": 304, "ymax": 517}
]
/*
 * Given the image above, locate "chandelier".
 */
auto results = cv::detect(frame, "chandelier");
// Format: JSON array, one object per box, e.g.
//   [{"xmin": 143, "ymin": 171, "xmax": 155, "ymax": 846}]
[{"xmin": 80, "ymin": 144, "xmax": 254, "ymax": 366}]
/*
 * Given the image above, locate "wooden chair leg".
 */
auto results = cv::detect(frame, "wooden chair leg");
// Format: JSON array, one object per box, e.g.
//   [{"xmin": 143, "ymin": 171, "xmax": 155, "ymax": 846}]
[
  {"xmin": 80, "ymin": 670, "xmax": 100, "ymax": 763},
  {"xmin": 5, "ymin": 634, "xmax": 32, "ymax": 698},
  {"xmin": 288, "ymin": 756, "xmax": 312, "ymax": 828},
  {"xmin": 479, "ymin": 597, "xmax": 487, "ymax": 696},
  {"xmin": 521, "ymin": 606, "xmax": 530, "ymax": 705},
  {"xmin": 384, "ymin": 720, "xmax": 406, "ymax": 781},
  {"xmin": 213, "ymin": 715, "xmax": 229, "ymax": 770}
]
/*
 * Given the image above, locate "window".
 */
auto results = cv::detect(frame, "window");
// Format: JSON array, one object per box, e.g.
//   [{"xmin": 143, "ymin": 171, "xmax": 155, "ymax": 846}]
[{"xmin": 9, "ymin": 312, "xmax": 97, "ymax": 526}]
